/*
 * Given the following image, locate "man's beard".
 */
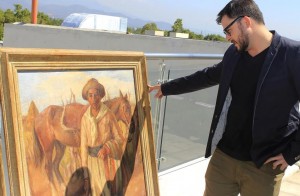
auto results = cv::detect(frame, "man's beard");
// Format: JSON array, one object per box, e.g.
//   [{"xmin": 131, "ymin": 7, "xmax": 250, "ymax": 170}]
[{"xmin": 233, "ymin": 28, "xmax": 249, "ymax": 52}]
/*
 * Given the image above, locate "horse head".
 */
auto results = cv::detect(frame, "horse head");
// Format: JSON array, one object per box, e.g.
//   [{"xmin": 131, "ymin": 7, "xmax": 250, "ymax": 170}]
[
  {"xmin": 105, "ymin": 91, "xmax": 132, "ymax": 127},
  {"xmin": 118, "ymin": 91, "xmax": 132, "ymax": 127}
]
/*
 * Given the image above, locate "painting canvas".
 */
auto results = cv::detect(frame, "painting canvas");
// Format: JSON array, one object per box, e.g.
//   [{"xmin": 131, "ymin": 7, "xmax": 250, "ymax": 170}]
[{"xmin": 0, "ymin": 48, "xmax": 159, "ymax": 196}]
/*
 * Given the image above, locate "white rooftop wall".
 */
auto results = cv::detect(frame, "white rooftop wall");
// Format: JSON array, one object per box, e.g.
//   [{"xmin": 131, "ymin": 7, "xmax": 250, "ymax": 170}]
[{"xmin": 61, "ymin": 13, "xmax": 128, "ymax": 33}]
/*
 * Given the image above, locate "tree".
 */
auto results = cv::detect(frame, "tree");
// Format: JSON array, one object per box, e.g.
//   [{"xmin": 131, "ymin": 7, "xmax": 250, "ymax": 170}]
[
  {"xmin": 172, "ymin": 18, "xmax": 183, "ymax": 33},
  {"xmin": 0, "ymin": 9, "xmax": 4, "ymax": 40},
  {"xmin": 0, "ymin": 27, "xmax": 3, "ymax": 40},
  {"xmin": 38, "ymin": 12, "xmax": 50, "ymax": 24},
  {"xmin": 4, "ymin": 9, "xmax": 15, "ymax": 23},
  {"xmin": 0, "ymin": 9, "xmax": 4, "ymax": 24},
  {"xmin": 204, "ymin": 34, "xmax": 227, "ymax": 42},
  {"xmin": 141, "ymin": 22, "xmax": 159, "ymax": 34},
  {"xmin": 50, "ymin": 18, "xmax": 63, "ymax": 26},
  {"xmin": 127, "ymin": 27, "xmax": 134, "ymax": 34},
  {"xmin": 14, "ymin": 4, "xmax": 31, "ymax": 23},
  {"xmin": 189, "ymin": 31, "xmax": 204, "ymax": 40},
  {"xmin": 134, "ymin": 28, "xmax": 143, "ymax": 34},
  {"xmin": 37, "ymin": 12, "xmax": 62, "ymax": 25},
  {"xmin": 14, "ymin": 4, "xmax": 23, "ymax": 21},
  {"xmin": 127, "ymin": 27, "xmax": 143, "ymax": 34},
  {"xmin": 0, "ymin": 4, "xmax": 63, "ymax": 40}
]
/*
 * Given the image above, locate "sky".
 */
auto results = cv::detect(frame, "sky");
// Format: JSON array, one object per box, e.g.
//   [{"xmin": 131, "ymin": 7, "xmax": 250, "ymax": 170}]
[
  {"xmin": 44, "ymin": 0, "xmax": 300, "ymax": 40},
  {"xmin": 2, "ymin": 0, "xmax": 300, "ymax": 40}
]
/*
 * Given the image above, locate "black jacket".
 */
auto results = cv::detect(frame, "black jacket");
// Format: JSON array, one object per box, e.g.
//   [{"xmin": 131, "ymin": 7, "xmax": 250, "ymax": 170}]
[{"xmin": 161, "ymin": 31, "xmax": 300, "ymax": 167}]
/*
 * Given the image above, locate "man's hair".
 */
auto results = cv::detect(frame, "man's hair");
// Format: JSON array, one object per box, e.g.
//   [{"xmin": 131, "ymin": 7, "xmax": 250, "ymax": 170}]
[{"xmin": 216, "ymin": 0, "xmax": 264, "ymax": 25}]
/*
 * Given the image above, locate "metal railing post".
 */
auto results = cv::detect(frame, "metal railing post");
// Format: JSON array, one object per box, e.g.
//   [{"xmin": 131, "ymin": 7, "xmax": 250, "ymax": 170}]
[
  {"xmin": 153, "ymin": 60, "xmax": 168, "ymax": 168},
  {"xmin": 153, "ymin": 60, "xmax": 165, "ymax": 153}
]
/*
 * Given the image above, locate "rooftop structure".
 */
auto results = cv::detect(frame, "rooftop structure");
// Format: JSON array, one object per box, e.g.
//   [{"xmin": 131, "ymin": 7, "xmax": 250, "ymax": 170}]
[{"xmin": 61, "ymin": 13, "xmax": 128, "ymax": 33}]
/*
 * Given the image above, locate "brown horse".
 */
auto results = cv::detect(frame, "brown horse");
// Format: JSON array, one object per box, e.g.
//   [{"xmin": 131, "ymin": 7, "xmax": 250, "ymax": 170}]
[{"xmin": 34, "ymin": 92, "xmax": 132, "ymax": 185}]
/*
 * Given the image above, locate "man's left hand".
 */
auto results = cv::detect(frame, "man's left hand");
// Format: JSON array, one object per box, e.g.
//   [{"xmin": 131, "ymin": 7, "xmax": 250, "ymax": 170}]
[{"xmin": 264, "ymin": 153, "xmax": 288, "ymax": 171}]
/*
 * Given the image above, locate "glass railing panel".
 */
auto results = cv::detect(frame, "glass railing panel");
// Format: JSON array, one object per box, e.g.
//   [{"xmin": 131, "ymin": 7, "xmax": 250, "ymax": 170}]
[{"xmin": 147, "ymin": 59, "xmax": 220, "ymax": 171}]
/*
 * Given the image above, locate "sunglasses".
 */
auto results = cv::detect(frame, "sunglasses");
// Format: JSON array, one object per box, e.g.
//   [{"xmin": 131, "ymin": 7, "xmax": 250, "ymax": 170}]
[{"xmin": 223, "ymin": 16, "xmax": 245, "ymax": 36}]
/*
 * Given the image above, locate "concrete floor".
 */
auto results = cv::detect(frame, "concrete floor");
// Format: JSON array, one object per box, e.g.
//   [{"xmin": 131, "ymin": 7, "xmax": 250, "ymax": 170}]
[{"xmin": 280, "ymin": 168, "xmax": 300, "ymax": 196}]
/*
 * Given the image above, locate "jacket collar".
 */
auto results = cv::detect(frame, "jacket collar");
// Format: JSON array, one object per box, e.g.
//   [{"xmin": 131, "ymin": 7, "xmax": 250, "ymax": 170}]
[
  {"xmin": 256, "ymin": 30, "xmax": 281, "ymax": 88},
  {"xmin": 269, "ymin": 30, "xmax": 281, "ymax": 50},
  {"xmin": 253, "ymin": 30, "xmax": 281, "ymax": 116}
]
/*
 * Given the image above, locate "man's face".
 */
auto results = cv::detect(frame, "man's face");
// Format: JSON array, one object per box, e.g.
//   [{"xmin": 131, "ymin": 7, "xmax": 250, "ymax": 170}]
[
  {"xmin": 87, "ymin": 88, "xmax": 101, "ymax": 109},
  {"xmin": 236, "ymin": 27, "xmax": 250, "ymax": 52},
  {"xmin": 221, "ymin": 15, "xmax": 249, "ymax": 52}
]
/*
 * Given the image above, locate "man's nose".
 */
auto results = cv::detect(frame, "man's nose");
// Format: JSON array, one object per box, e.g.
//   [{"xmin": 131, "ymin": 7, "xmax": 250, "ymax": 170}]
[{"xmin": 91, "ymin": 95, "xmax": 98, "ymax": 99}]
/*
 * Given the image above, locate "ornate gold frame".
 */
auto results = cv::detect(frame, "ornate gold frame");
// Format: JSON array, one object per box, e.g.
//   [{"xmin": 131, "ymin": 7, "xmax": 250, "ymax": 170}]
[{"xmin": 0, "ymin": 48, "xmax": 159, "ymax": 196}]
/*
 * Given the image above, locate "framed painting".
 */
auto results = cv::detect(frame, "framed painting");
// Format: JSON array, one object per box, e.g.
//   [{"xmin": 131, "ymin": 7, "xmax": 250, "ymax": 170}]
[{"xmin": 0, "ymin": 48, "xmax": 159, "ymax": 196}]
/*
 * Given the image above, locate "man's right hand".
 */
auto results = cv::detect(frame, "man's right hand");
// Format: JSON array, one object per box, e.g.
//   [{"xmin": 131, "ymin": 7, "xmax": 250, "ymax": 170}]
[{"xmin": 148, "ymin": 84, "xmax": 164, "ymax": 99}]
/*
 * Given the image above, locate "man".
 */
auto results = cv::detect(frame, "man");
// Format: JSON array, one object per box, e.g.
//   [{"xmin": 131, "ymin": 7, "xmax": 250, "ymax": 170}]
[
  {"xmin": 81, "ymin": 78, "xmax": 124, "ymax": 195},
  {"xmin": 149, "ymin": 0, "xmax": 300, "ymax": 195}
]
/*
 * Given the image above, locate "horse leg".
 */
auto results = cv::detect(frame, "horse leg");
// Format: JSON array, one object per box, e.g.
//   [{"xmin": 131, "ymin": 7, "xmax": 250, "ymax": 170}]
[
  {"xmin": 44, "ymin": 143, "xmax": 54, "ymax": 183},
  {"xmin": 53, "ymin": 141, "xmax": 66, "ymax": 185}
]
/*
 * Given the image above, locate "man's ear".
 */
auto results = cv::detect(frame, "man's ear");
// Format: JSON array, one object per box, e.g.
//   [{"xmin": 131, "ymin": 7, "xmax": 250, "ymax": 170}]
[{"xmin": 243, "ymin": 16, "xmax": 252, "ymax": 28}]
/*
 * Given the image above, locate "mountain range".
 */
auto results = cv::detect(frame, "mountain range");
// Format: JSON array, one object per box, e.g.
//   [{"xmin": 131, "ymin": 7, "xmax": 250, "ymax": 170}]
[{"xmin": 1, "ymin": 0, "xmax": 172, "ymax": 30}]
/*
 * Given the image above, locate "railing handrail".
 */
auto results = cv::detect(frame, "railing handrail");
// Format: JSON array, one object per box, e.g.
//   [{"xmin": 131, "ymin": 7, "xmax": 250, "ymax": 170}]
[{"xmin": 144, "ymin": 53, "xmax": 223, "ymax": 60}]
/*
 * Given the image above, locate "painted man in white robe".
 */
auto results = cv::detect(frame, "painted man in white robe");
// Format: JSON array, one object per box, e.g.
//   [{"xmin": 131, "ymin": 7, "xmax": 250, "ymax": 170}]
[{"xmin": 81, "ymin": 78, "xmax": 125, "ymax": 196}]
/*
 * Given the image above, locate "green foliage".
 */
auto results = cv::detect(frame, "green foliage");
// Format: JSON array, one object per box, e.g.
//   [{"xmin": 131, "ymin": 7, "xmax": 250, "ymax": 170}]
[
  {"xmin": 37, "ymin": 12, "xmax": 63, "ymax": 25},
  {"xmin": 189, "ymin": 32, "xmax": 204, "ymax": 40},
  {"xmin": 182, "ymin": 29, "xmax": 204, "ymax": 40},
  {"xmin": 204, "ymin": 34, "xmax": 227, "ymax": 42},
  {"xmin": 135, "ymin": 28, "xmax": 143, "ymax": 34},
  {"xmin": 0, "ymin": 10, "xmax": 5, "ymax": 24},
  {"xmin": 127, "ymin": 27, "xmax": 143, "ymax": 34},
  {"xmin": 0, "ymin": 4, "xmax": 63, "ymax": 41},
  {"xmin": 170, "ymin": 18, "xmax": 226, "ymax": 41},
  {"xmin": 127, "ymin": 27, "xmax": 134, "ymax": 34},
  {"xmin": 0, "ymin": 26, "xmax": 3, "ymax": 40},
  {"xmin": 4, "ymin": 9, "xmax": 15, "ymax": 23},
  {"xmin": 141, "ymin": 22, "xmax": 159, "ymax": 34},
  {"xmin": 14, "ymin": 4, "xmax": 31, "ymax": 23},
  {"xmin": 127, "ymin": 18, "xmax": 227, "ymax": 42},
  {"xmin": 172, "ymin": 18, "xmax": 183, "ymax": 33},
  {"xmin": 0, "ymin": 10, "xmax": 3, "ymax": 40}
]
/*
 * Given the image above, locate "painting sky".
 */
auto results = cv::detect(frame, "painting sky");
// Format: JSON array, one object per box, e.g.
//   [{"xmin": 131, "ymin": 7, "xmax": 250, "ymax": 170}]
[{"xmin": 18, "ymin": 70, "xmax": 136, "ymax": 115}]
